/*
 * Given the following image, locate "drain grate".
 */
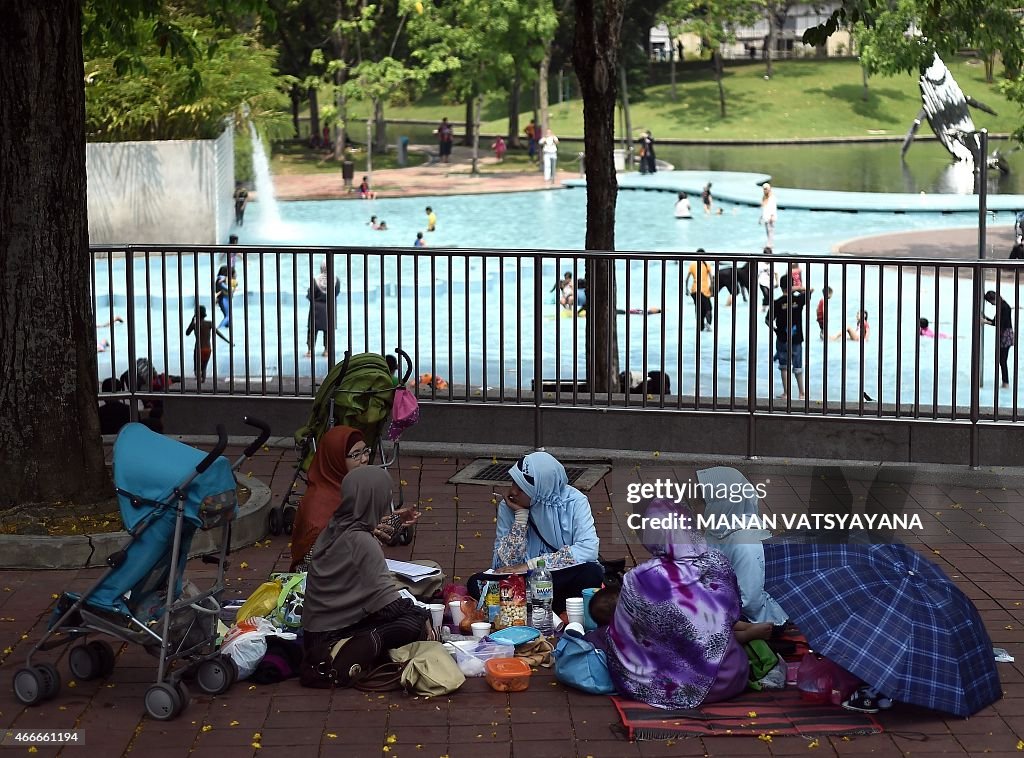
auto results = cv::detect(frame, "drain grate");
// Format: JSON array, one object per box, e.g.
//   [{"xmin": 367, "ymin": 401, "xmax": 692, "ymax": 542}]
[{"xmin": 449, "ymin": 458, "xmax": 610, "ymax": 491}]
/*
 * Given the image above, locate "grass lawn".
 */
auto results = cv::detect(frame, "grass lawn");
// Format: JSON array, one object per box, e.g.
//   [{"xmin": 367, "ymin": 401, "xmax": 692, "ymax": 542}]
[{"xmin": 342, "ymin": 57, "xmax": 1020, "ymax": 141}]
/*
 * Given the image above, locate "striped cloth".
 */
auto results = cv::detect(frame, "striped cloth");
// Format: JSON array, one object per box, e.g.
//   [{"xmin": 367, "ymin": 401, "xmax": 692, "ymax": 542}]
[{"xmin": 763, "ymin": 541, "xmax": 1001, "ymax": 717}]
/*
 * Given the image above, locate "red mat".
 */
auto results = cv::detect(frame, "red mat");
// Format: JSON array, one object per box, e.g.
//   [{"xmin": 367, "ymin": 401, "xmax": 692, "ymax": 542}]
[{"xmin": 612, "ymin": 687, "xmax": 883, "ymax": 740}]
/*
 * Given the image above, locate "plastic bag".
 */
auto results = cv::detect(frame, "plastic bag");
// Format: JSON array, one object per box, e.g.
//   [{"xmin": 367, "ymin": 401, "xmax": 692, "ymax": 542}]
[
  {"xmin": 495, "ymin": 575, "xmax": 527, "ymax": 630},
  {"xmin": 449, "ymin": 640, "xmax": 514, "ymax": 678},
  {"xmin": 234, "ymin": 580, "xmax": 283, "ymax": 625},
  {"xmin": 221, "ymin": 617, "xmax": 294, "ymax": 679}
]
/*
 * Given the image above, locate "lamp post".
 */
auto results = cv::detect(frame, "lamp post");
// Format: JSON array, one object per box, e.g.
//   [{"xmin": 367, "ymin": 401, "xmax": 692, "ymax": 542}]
[
  {"xmin": 366, "ymin": 118, "xmax": 373, "ymax": 183},
  {"xmin": 961, "ymin": 128, "xmax": 989, "ymax": 467}
]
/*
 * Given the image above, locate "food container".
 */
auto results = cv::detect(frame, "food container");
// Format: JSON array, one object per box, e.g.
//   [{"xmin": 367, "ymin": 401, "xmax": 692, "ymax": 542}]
[
  {"xmin": 447, "ymin": 640, "xmax": 514, "ymax": 678},
  {"xmin": 484, "ymin": 657, "xmax": 532, "ymax": 692}
]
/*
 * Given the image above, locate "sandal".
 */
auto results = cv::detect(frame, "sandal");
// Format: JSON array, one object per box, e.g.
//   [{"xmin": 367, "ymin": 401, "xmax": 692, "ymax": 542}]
[{"xmin": 842, "ymin": 687, "xmax": 880, "ymax": 714}]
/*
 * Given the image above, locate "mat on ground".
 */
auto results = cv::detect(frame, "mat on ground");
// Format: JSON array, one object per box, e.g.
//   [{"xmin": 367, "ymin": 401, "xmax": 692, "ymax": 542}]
[{"xmin": 612, "ymin": 687, "xmax": 883, "ymax": 740}]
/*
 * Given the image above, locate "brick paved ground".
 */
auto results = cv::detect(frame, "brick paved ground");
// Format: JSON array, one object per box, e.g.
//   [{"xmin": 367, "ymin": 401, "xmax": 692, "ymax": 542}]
[{"xmin": 2, "ymin": 443, "xmax": 1024, "ymax": 757}]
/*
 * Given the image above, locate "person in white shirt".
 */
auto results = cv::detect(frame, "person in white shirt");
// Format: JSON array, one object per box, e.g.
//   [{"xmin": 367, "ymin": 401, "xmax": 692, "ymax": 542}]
[
  {"xmin": 759, "ymin": 183, "xmax": 778, "ymax": 248},
  {"xmin": 539, "ymin": 129, "xmax": 559, "ymax": 183},
  {"xmin": 674, "ymin": 192, "xmax": 692, "ymax": 219}
]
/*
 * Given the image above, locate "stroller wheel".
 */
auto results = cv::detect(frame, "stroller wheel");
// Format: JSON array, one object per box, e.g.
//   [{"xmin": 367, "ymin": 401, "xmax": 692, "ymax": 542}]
[
  {"xmin": 176, "ymin": 680, "xmax": 190, "ymax": 709},
  {"xmin": 69, "ymin": 643, "xmax": 102, "ymax": 681},
  {"xmin": 396, "ymin": 525, "xmax": 414, "ymax": 546},
  {"xmin": 282, "ymin": 507, "xmax": 295, "ymax": 535},
  {"xmin": 88, "ymin": 640, "xmax": 117, "ymax": 677},
  {"xmin": 196, "ymin": 656, "xmax": 234, "ymax": 695},
  {"xmin": 144, "ymin": 682, "xmax": 183, "ymax": 721},
  {"xmin": 35, "ymin": 662, "xmax": 61, "ymax": 700},
  {"xmin": 268, "ymin": 507, "xmax": 283, "ymax": 536},
  {"xmin": 12, "ymin": 667, "xmax": 48, "ymax": 706}
]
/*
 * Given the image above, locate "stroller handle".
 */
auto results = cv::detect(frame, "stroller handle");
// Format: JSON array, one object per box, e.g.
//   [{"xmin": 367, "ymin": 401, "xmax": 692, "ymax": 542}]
[
  {"xmin": 242, "ymin": 416, "xmax": 272, "ymax": 458},
  {"xmin": 196, "ymin": 424, "xmax": 229, "ymax": 474},
  {"xmin": 395, "ymin": 347, "xmax": 413, "ymax": 384}
]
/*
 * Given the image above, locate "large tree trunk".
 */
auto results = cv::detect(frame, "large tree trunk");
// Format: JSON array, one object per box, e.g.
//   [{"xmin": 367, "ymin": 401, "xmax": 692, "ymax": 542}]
[
  {"xmin": 1, "ymin": 0, "xmax": 110, "ymax": 507},
  {"xmin": 539, "ymin": 40, "xmax": 552, "ymax": 133},
  {"xmin": 508, "ymin": 69, "xmax": 522, "ymax": 148},
  {"xmin": 573, "ymin": 0, "xmax": 624, "ymax": 395},
  {"xmin": 471, "ymin": 94, "xmax": 482, "ymax": 175}
]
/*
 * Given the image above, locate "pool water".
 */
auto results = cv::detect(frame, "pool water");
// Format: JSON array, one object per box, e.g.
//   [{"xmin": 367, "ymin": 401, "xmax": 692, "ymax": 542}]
[{"xmin": 95, "ymin": 182, "xmax": 1023, "ymax": 411}]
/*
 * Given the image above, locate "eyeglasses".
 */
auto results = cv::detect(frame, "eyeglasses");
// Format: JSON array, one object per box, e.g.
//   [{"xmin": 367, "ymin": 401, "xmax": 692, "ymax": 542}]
[{"xmin": 347, "ymin": 447, "xmax": 371, "ymax": 460}]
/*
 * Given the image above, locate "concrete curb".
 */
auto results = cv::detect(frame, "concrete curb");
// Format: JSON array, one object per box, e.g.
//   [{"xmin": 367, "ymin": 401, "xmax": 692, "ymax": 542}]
[{"xmin": 0, "ymin": 476, "xmax": 271, "ymax": 570}]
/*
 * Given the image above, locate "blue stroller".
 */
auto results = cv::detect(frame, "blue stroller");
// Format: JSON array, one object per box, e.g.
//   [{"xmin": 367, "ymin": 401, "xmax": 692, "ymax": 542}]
[{"xmin": 11, "ymin": 417, "xmax": 270, "ymax": 721}]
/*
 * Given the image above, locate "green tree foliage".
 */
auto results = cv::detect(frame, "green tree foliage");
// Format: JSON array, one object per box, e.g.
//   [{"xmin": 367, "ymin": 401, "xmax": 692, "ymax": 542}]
[{"xmin": 85, "ymin": 10, "xmax": 292, "ymax": 142}]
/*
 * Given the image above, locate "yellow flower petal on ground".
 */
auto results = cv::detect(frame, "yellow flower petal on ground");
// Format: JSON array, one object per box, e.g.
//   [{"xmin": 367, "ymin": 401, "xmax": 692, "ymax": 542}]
[
  {"xmin": 239, "ymin": 562, "xmax": 249, "ymax": 569},
  {"xmin": 202, "ymin": 725, "xmax": 212, "ymax": 732},
  {"xmin": 748, "ymin": 711, "xmax": 757, "ymax": 718},
  {"xmin": 387, "ymin": 735, "xmax": 397, "ymax": 744},
  {"xmin": 28, "ymin": 748, "xmax": 38, "ymax": 754},
  {"xmin": 327, "ymin": 733, "xmax": 337, "ymax": 739},
  {"xmin": 758, "ymin": 734, "xmax": 772, "ymax": 743},
  {"xmin": 51, "ymin": 594, "xmax": 59, "ymax": 599},
  {"xmin": 230, "ymin": 720, "xmax": 239, "ymax": 726},
  {"xmin": 808, "ymin": 738, "xmax": 820, "ymax": 749}
]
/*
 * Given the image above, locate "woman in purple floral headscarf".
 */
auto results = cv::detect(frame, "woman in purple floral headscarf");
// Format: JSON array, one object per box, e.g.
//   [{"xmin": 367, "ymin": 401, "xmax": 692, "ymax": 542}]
[{"xmin": 607, "ymin": 498, "xmax": 750, "ymax": 709}]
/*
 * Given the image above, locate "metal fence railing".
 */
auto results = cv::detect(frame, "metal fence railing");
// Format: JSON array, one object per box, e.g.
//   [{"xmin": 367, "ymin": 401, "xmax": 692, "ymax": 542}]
[{"xmin": 93, "ymin": 245, "xmax": 1022, "ymax": 456}]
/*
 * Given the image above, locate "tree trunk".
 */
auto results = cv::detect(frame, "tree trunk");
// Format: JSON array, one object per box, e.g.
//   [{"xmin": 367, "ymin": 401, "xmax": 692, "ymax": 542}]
[
  {"xmin": 0, "ymin": 0, "xmax": 110, "ymax": 507},
  {"xmin": 374, "ymin": 98, "xmax": 387, "ymax": 153},
  {"xmin": 291, "ymin": 86, "xmax": 302, "ymax": 138},
  {"xmin": 714, "ymin": 48, "xmax": 726, "ymax": 118},
  {"xmin": 619, "ymin": 64, "xmax": 633, "ymax": 166},
  {"xmin": 984, "ymin": 52, "xmax": 994, "ymax": 84},
  {"xmin": 861, "ymin": 62, "xmax": 869, "ymax": 101},
  {"xmin": 462, "ymin": 99, "xmax": 474, "ymax": 147},
  {"xmin": 508, "ymin": 69, "xmax": 522, "ymax": 148},
  {"xmin": 333, "ymin": 0, "xmax": 348, "ymax": 159},
  {"xmin": 669, "ymin": 25, "xmax": 677, "ymax": 102},
  {"xmin": 573, "ymin": 0, "xmax": 624, "ymax": 395},
  {"xmin": 539, "ymin": 39, "xmax": 552, "ymax": 133},
  {"xmin": 308, "ymin": 86, "xmax": 320, "ymax": 143},
  {"xmin": 763, "ymin": 4, "xmax": 775, "ymax": 80},
  {"xmin": 471, "ymin": 94, "xmax": 482, "ymax": 175}
]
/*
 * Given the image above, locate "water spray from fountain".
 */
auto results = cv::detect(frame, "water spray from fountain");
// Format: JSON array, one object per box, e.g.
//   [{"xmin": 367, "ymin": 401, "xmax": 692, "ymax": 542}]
[{"xmin": 249, "ymin": 121, "xmax": 282, "ymax": 228}]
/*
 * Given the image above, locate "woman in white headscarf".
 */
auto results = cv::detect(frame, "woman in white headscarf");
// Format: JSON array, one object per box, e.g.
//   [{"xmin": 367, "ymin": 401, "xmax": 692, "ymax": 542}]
[
  {"xmin": 470, "ymin": 451, "xmax": 604, "ymax": 613},
  {"xmin": 306, "ymin": 261, "xmax": 340, "ymax": 357},
  {"xmin": 696, "ymin": 466, "xmax": 789, "ymax": 625}
]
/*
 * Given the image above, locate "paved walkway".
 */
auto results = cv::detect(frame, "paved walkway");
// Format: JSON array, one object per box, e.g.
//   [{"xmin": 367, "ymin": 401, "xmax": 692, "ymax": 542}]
[
  {"xmin": 1, "ymin": 444, "xmax": 1023, "ymax": 756},
  {"xmin": 269, "ymin": 145, "xmax": 572, "ymax": 202}
]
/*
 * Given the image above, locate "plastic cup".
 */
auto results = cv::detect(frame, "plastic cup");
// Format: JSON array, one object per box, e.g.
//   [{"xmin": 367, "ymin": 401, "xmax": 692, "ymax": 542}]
[
  {"xmin": 449, "ymin": 600, "xmax": 465, "ymax": 626},
  {"xmin": 428, "ymin": 603, "xmax": 445, "ymax": 629},
  {"xmin": 567, "ymin": 611, "xmax": 585, "ymax": 627},
  {"xmin": 471, "ymin": 621, "xmax": 491, "ymax": 639},
  {"xmin": 565, "ymin": 597, "xmax": 584, "ymax": 610},
  {"xmin": 564, "ymin": 622, "xmax": 585, "ymax": 636},
  {"xmin": 786, "ymin": 661, "xmax": 800, "ymax": 685}
]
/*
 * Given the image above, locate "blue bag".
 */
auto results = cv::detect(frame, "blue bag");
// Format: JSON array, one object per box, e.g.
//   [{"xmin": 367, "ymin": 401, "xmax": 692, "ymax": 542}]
[{"xmin": 552, "ymin": 629, "xmax": 616, "ymax": 695}]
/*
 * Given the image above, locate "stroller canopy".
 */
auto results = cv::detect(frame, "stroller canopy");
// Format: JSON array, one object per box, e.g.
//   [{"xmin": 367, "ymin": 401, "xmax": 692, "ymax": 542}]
[{"xmin": 113, "ymin": 423, "xmax": 237, "ymax": 533}]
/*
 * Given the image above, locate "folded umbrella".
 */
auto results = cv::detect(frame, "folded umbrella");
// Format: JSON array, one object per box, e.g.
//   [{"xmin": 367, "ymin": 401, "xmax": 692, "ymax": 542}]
[{"xmin": 763, "ymin": 541, "xmax": 1000, "ymax": 717}]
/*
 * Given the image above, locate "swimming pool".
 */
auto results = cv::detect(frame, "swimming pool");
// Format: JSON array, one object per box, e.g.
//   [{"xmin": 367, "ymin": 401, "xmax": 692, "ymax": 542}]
[{"xmin": 94, "ymin": 174, "xmax": 1024, "ymax": 412}]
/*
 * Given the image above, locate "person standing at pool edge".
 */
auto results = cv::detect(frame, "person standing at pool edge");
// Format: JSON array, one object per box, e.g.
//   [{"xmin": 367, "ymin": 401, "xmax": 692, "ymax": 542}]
[
  {"xmin": 436, "ymin": 117, "xmax": 453, "ymax": 164},
  {"xmin": 540, "ymin": 129, "xmax": 559, "ymax": 184},
  {"xmin": 759, "ymin": 183, "xmax": 778, "ymax": 248}
]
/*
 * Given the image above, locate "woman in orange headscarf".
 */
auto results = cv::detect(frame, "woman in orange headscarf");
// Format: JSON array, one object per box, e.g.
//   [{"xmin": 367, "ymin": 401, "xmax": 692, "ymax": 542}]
[{"xmin": 290, "ymin": 426, "xmax": 369, "ymax": 571}]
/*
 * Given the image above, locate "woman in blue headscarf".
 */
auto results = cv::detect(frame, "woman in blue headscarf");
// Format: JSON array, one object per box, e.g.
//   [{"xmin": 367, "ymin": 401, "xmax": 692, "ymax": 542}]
[
  {"xmin": 696, "ymin": 466, "xmax": 789, "ymax": 625},
  {"xmin": 469, "ymin": 451, "xmax": 604, "ymax": 613}
]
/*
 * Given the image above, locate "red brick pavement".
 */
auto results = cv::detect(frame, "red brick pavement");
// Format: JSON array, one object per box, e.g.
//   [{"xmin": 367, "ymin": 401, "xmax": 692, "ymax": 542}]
[{"xmin": 1, "ymin": 445, "xmax": 1023, "ymax": 756}]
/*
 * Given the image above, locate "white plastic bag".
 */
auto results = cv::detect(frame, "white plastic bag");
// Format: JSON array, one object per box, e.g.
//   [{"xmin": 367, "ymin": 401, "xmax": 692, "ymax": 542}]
[
  {"xmin": 221, "ymin": 617, "xmax": 295, "ymax": 679},
  {"xmin": 448, "ymin": 640, "xmax": 514, "ymax": 678}
]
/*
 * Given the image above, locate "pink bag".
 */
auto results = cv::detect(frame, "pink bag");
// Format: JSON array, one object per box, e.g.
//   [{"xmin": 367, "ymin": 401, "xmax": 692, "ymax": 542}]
[
  {"xmin": 797, "ymin": 652, "xmax": 860, "ymax": 704},
  {"xmin": 386, "ymin": 387, "xmax": 419, "ymax": 440}
]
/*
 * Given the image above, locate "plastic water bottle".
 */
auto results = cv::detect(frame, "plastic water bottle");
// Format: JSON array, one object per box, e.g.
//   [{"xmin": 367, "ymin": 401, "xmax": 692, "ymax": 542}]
[{"xmin": 529, "ymin": 559, "xmax": 554, "ymax": 635}]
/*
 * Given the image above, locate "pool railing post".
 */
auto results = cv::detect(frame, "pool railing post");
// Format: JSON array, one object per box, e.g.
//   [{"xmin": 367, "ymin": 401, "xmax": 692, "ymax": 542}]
[
  {"xmin": 746, "ymin": 257, "xmax": 758, "ymax": 459},
  {"xmin": 533, "ymin": 252, "xmax": 543, "ymax": 450}
]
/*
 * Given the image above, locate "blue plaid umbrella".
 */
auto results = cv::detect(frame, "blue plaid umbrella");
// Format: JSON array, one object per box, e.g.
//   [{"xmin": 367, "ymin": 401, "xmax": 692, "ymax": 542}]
[{"xmin": 763, "ymin": 541, "xmax": 1001, "ymax": 717}]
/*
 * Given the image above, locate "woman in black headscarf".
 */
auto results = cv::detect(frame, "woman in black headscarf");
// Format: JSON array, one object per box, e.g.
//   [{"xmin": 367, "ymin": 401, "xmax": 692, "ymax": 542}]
[{"xmin": 300, "ymin": 466, "xmax": 431, "ymax": 688}]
